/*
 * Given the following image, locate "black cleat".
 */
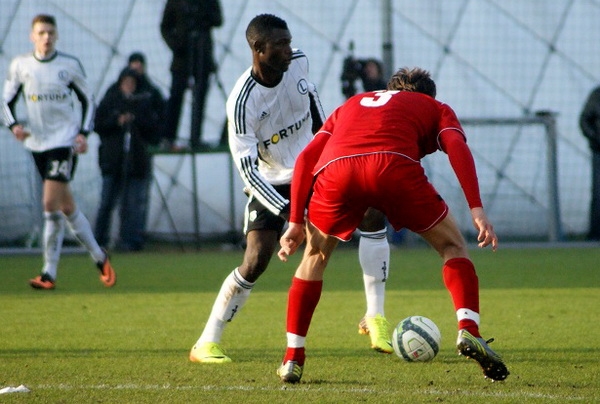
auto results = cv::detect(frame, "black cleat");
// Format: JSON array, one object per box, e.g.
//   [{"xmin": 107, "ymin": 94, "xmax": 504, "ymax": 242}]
[{"xmin": 457, "ymin": 329, "xmax": 509, "ymax": 381}]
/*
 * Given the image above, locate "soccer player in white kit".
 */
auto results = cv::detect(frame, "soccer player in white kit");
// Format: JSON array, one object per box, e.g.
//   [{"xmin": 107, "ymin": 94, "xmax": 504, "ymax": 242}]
[
  {"xmin": 1, "ymin": 14, "xmax": 116, "ymax": 289},
  {"xmin": 188, "ymin": 14, "xmax": 392, "ymax": 364}
]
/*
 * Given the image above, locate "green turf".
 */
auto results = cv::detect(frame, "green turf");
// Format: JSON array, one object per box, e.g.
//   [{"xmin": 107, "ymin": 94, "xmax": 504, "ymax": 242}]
[{"xmin": 0, "ymin": 245, "xmax": 599, "ymax": 402}]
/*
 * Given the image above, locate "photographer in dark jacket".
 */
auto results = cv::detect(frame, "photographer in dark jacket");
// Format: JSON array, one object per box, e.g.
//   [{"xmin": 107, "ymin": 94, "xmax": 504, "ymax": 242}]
[
  {"xmin": 341, "ymin": 56, "xmax": 386, "ymax": 99},
  {"xmin": 160, "ymin": 0, "xmax": 223, "ymax": 150},
  {"xmin": 94, "ymin": 68, "xmax": 161, "ymax": 251}
]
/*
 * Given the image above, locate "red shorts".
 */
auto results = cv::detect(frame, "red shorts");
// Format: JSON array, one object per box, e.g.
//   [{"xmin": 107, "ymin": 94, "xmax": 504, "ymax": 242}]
[{"xmin": 307, "ymin": 153, "xmax": 448, "ymax": 241}]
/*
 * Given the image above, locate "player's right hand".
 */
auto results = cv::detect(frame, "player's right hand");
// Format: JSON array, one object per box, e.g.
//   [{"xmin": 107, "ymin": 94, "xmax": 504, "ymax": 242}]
[
  {"xmin": 278, "ymin": 222, "xmax": 305, "ymax": 262},
  {"xmin": 11, "ymin": 125, "xmax": 30, "ymax": 141}
]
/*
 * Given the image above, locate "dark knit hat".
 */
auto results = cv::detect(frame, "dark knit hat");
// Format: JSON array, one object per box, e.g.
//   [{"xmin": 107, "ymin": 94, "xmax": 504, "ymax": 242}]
[{"xmin": 128, "ymin": 52, "xmax": 146, "ymax": 65}]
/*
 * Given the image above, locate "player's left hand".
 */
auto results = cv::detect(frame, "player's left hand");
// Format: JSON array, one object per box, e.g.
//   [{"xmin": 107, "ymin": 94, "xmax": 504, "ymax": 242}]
[
  {"xmin": 470, "ymin": 207, "xmax": 498, "ymax": 251},
  {"xmin": 74, "ymin": 134, "xmax": 88, "ymax": 154},
  {"xmin": 278, "ymin": 222, "xmax": 305, "ymax": 262}
]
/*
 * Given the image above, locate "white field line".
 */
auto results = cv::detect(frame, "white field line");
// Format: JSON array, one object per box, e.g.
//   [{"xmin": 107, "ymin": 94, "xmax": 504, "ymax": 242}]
[{"xmin": 29, "ymin": 384, "xmax": 590, "ymax": 400}]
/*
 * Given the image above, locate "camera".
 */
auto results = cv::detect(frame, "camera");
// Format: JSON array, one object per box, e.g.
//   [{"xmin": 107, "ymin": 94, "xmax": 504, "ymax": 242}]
[
  {"xmin": 340, "ymin": 56, "xmax": 386, "ymax": 99},
  {"xmin": 340, "ymin": 57, "xmax": 364, "ymax": 98}
]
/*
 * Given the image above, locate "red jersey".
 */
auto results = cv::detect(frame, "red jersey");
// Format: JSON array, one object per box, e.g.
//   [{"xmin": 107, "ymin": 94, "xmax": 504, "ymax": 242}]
[
  {"xmin": 313, "ymin": 90, "xmax": 465, "ymax": 174},
  {"xmin": 289, "ymin": 90, "xmax": 482, "ymax": 225}
]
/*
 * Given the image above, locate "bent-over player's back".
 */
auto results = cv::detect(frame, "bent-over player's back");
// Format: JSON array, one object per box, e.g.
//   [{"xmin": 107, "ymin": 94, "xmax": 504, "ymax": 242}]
[{"xmin": 315, "ymin": 90, "xmax": 465, "ymax": 168}]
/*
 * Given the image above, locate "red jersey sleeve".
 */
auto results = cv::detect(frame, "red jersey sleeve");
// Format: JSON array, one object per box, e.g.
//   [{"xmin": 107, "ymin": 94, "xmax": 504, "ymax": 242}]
[
  {"xmin": 438, "ymin": 103, "xmax": 466, "ymax": 143},
  {"xmin": 439, "ymin": 130, "xmax": 483, "ymax": 209},
  {"xmin": 289, "ymin": 131, "xmax": 331, "ymax": 224}
]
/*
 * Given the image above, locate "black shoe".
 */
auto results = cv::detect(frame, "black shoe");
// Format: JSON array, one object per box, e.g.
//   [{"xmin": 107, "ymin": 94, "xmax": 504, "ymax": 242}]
[{"xmin": 457, "ymin": 329, "xmax": 509, "ymax": 381}]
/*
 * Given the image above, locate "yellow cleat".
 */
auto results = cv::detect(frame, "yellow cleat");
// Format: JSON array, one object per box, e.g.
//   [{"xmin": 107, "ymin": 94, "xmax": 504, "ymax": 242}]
[
  {"xmin": 359, "ymin": 314, "xmax": 393, "ymax": 354},
  {"xmin": 189, "ymin": 342, "xmax": 232, "ymax": 364}
]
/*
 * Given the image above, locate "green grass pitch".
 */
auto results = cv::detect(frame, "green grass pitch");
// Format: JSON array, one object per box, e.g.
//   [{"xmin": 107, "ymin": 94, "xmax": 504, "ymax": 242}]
[{"xmin": 0, "ymin": 245, "xmax": 598, "ymax": 403}]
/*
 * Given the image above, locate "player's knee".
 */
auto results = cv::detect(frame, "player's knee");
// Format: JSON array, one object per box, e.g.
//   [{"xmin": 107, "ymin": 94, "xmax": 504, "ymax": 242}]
[
  {"xmin": 42, "ymin": 196, "xmax": 62, "ymax": 213},
  {"xmin": 437, "ymin": 241, "xmax": 468, "ymax": 261},
  {"xmin": 62, "ymin": 204, "xmax": 76, "ymax": 217}
]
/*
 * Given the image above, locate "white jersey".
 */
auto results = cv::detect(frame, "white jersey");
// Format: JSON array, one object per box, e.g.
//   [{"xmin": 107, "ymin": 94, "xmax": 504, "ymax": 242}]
[
  {"xmin": 1, "ymin": 51, "xmax": 95, "ymax": 152},
  {"xmin": 227, "ymin": 49, "xmax": 325, "ymax": 215}
]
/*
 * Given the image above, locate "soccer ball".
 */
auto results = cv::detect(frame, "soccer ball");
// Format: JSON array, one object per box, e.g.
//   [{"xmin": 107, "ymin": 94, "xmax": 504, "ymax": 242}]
[{"xmin": 392, "ymin": 316, "xmax": 441, "ymax": 362}]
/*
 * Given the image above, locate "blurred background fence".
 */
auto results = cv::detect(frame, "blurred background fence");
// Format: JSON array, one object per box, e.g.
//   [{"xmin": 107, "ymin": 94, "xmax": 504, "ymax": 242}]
[{"xmin": 1, "ymin": 0, "xmax": 598, "ymax": 247}]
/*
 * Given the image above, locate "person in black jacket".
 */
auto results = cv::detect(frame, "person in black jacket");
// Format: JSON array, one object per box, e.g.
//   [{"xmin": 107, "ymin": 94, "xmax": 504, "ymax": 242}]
[
  {"xmin": 580, "ymin": 87, "xmax": 600, "ymax": 240},
  {"xmin": 94, "ymin": 68, "xmax": 161, "ymax": 251},
  {"xmin": 125, "ymin": 52, "xmax": 166, "ymax": 126},
  {"xmin": 160, "ymin": 0, "xmax": 223, "ymax": 150}
]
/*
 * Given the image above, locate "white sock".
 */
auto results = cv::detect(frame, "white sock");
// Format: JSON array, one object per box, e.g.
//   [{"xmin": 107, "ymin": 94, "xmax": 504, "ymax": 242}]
[
  {"xmin": 359, "ymin": 228, "xmax": 390, "ymax": 317},
  {"xmin": 66, "ymin": 208, "xmax": 105, "ymax": 263},
  {"xmin": 456, "ymin": 308, "xmax": 480, "ymax": 325},
  {"xmin": 42, "ymin": 211, "xmax": 65, "ymax": 280},
  {"xmin": 197, "ymin": 268, "xmax": 254, "ymax": 344},
  {"xmin": 286, "ymin": 332, "xmax": 306, "ymax": 348}
]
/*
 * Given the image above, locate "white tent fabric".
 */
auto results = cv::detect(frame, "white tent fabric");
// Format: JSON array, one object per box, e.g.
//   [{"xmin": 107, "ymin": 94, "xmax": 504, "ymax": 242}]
[{"xmin": 0, "ymin": 0, "xmax": 597, "ymax": 244}]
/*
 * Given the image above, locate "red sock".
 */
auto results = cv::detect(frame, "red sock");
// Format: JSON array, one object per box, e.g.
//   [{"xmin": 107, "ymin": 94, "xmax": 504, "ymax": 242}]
[
  {"xmin": 284, "ymin": 347, "xmax": 305, "ymax": 365},
  {"xmin": 284, "ymin": 277, "xmax": 323, "ymax": 365},
  {"xmin": 442, "ymin": 257, "xmax": 481, "ymax": 337}
]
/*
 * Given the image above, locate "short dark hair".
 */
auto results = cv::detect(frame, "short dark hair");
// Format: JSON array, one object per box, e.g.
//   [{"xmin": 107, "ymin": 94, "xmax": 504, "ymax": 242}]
[
  {"xmin": 387, "ymin": 67, "xmax": 436, "ymax": 98},
  {"xmin": 245, "ymin": 14, "xmax": 288, "ymax": 46},
  {"xmin": 32, "ymin": 14, "xmax": 56, "ymax": 28},
  {"xmin": 128, "ymin": 52, "xmax": 146, "ymax": 65}
]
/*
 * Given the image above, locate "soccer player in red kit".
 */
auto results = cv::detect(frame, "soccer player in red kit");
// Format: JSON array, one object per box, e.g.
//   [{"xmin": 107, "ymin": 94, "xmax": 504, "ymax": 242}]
[{"xmin": 276, "ymin": 67, "xmax": 509, "ymax": 383}]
